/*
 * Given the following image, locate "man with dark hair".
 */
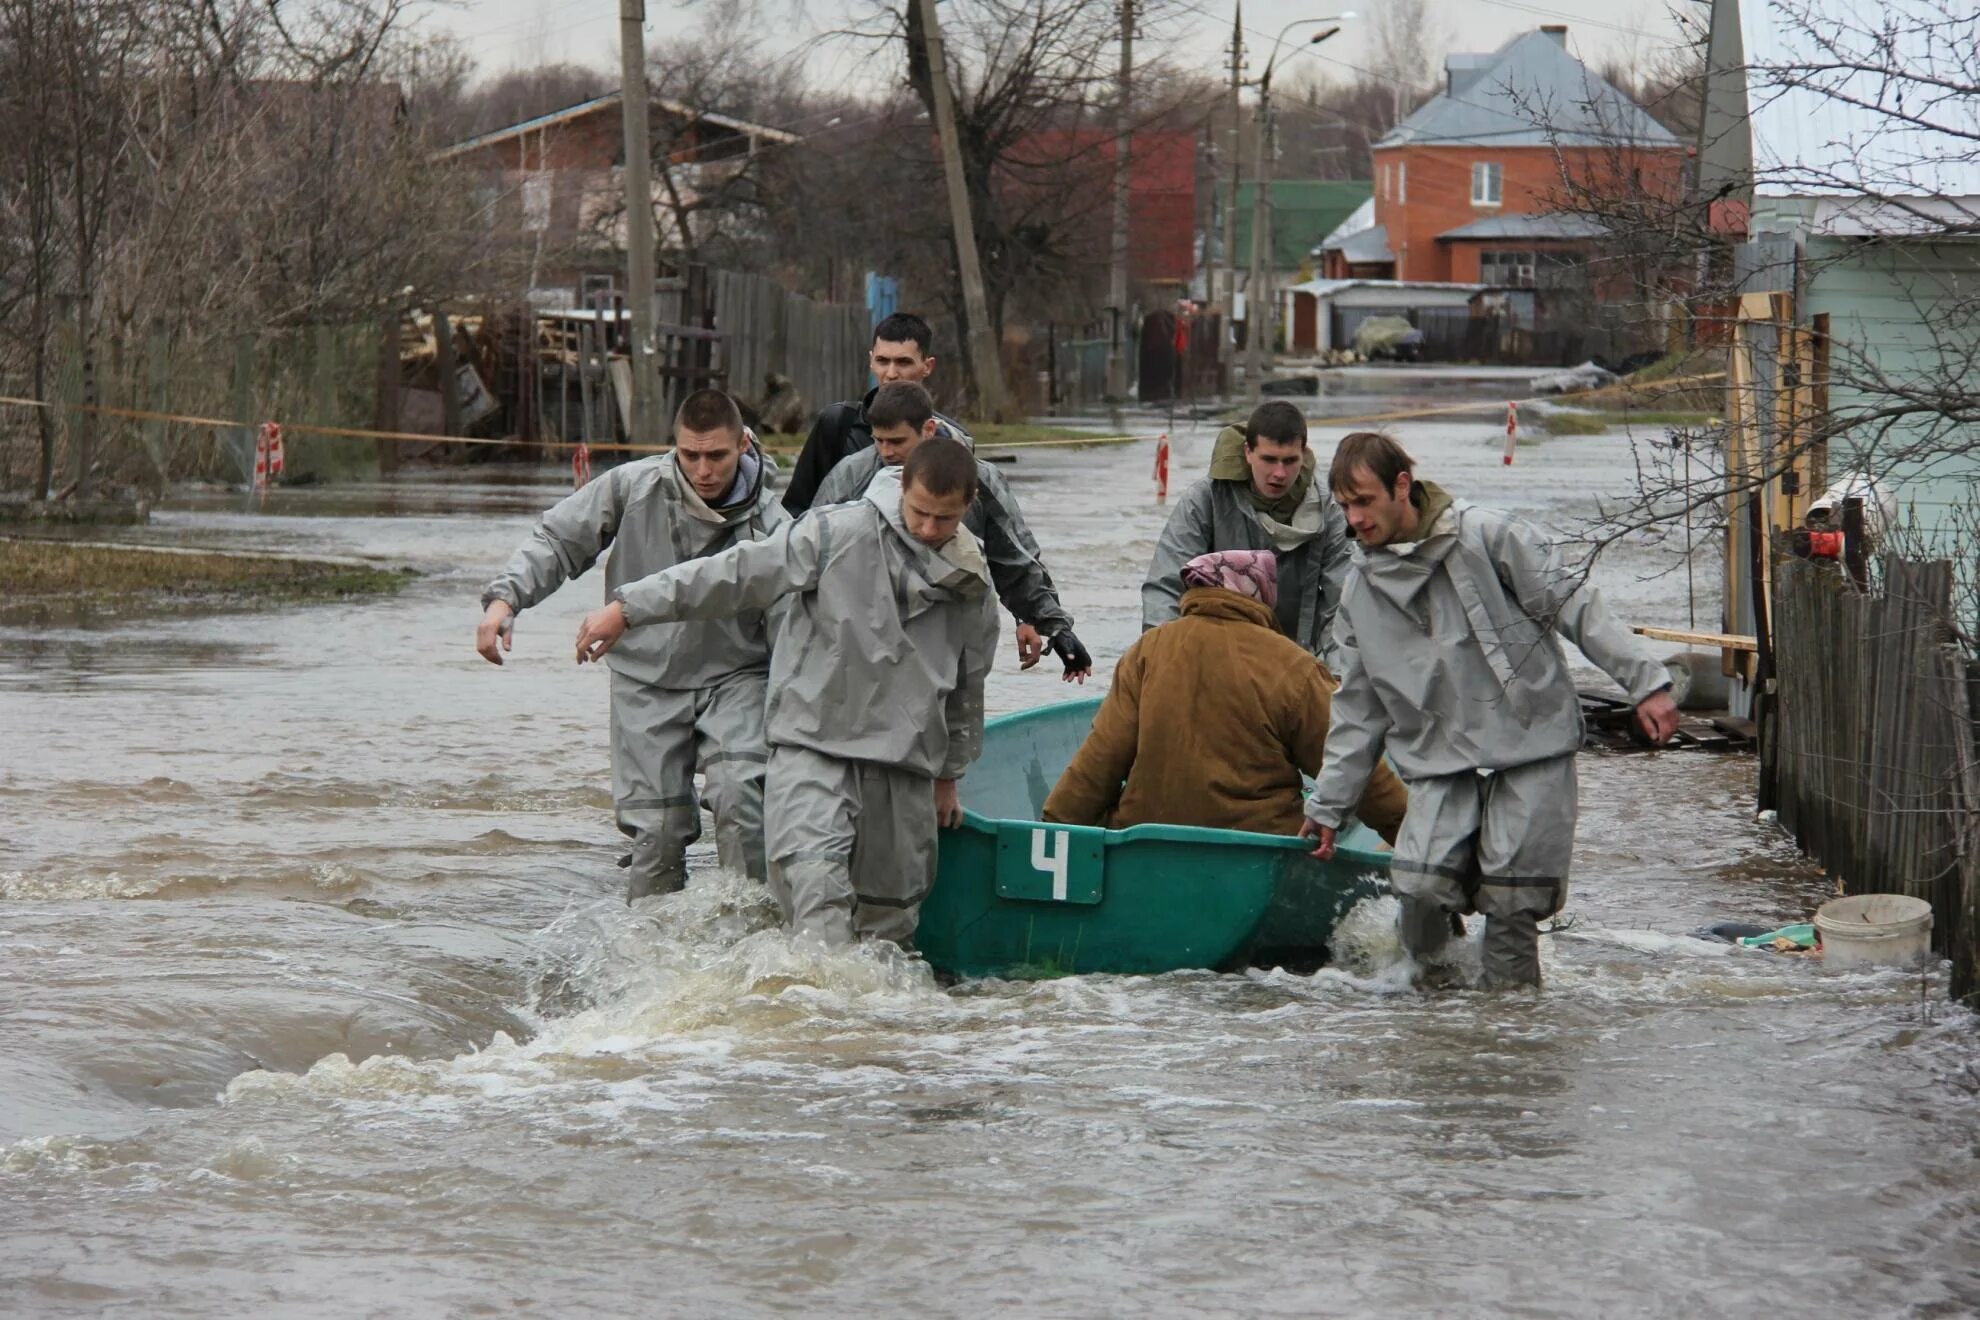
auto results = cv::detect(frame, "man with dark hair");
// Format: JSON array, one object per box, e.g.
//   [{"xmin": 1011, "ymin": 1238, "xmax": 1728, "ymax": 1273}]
[
  {"xmin": 572, "ymin": 437, "xmax": 998, "ymax": 950},
  {"xmin": 1142, "ymin": 400, "xmax": 1353, "ymax": 669},
  {"xmin": 1303, "ymin": 431, "xmax": 1681, "ymax": 989},
  {"xmin": 811, "ymin": 380, "xmax": 1091, "ymax": 682},
  {"xmin": 782, "ymin": 312, "xmax": 967, "ymax": 515},
  {"xmin": 475, "ymin": 387, "xmax": 785, "ymax": 901}
]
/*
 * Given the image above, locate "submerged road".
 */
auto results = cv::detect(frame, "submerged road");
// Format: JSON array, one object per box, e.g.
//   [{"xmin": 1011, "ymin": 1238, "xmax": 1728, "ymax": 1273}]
[{"xmin": 2, "ymin": 384, "xmax": 1976, "ymax": 1316}]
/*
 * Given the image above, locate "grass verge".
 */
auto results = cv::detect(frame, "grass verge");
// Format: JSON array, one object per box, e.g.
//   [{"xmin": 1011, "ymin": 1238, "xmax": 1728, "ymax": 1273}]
[
  {"xmin": 961, "ymin": 422, "xmax": 1134, "ymax": 448},
  {"xmin": 1, "ymin": 538, "xmax": 414, "ymax": 607},
  {"xmin": 1538, "ymin": 408, "xmax": 1719, "ymax": 435}
]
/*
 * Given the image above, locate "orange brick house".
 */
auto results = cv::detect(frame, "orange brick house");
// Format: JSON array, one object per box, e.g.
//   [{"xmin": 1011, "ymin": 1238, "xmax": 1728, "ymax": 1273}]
[{"xmin": 1325, "ymin": 26, "xmax": 1683, "ymax": 288}]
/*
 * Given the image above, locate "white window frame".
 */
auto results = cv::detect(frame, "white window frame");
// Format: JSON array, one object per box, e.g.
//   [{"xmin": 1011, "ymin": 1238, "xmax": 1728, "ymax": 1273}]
[
  {"xmin": 1397, "ymin": 161, "xmax": 1406, "ymax": 204},
  {"xmin": 1471, "ymin": 161, "xmax": 1502, "ymax": 207}
]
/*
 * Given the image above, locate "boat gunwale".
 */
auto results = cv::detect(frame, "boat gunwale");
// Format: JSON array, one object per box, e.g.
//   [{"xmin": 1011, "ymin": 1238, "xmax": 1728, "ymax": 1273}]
[{"xmin": 954, "ymin": 698, "xmax": 1391, "ymax": 870}]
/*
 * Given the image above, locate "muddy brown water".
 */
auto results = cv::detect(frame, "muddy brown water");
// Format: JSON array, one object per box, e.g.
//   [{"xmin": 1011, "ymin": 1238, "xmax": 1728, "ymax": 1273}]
[{"xmin": 3, "ymin": 399, "xmax": 1976, "ymax": 1317}]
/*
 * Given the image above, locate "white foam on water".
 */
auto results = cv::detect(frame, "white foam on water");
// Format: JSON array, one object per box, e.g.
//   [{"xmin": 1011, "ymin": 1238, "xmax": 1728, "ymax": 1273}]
[{"xmin": 223, "ymin": 868, "xmax": 960, "ymax": 1111}]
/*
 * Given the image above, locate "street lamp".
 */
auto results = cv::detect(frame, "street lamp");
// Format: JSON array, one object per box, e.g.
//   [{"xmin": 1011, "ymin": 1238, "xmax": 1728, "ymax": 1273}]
[{"xmin": 1245, "ymin": 14, "xmax": 1351, "ymax": 404}]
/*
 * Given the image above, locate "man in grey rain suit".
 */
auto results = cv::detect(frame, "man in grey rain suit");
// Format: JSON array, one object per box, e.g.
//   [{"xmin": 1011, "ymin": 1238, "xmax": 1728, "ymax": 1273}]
[
  {"xmin": 476, "ymin": 389, "xmax": 785, "ymax": 900},
  {"xmin": 1303, "ymin": 431, "xmax": 1680, "ymax": 989},
  {"xmin": 810, "ymin": 380, "xmax": 1092, "ymax": 682},
  {"xmin": 1143, "ymin": 400, "xmax": 1353, "ymax": 669},
  {"xmin": 572, "ymin": 438, "xmax": 999, "ymax": 949}
]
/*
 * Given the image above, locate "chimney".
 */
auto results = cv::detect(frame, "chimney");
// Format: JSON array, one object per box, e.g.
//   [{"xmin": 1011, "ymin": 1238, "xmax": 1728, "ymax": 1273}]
[{"xmin": 1540, "ymin": 24, "xmax": 1567, "ymax": 46}]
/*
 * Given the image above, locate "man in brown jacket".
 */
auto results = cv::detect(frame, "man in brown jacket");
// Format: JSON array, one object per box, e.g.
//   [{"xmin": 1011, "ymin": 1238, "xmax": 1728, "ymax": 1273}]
[{"xmin": 1042, "ymin": 551, "xmax": 1408, "ymax": 840}]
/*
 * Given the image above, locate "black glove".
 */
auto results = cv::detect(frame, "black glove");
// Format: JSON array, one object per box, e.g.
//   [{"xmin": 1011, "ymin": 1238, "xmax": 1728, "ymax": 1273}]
[{"xmin": 1049, "ymin": 628, "xmax": 1092, "ymax": 676}]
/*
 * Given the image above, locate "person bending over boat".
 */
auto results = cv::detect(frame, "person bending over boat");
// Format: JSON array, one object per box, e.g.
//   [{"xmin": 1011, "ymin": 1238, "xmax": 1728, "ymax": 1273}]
[
  {"xmin": 476, "ymin": 389, "xmax": 784, "ymax": 901},
  {"xmin": 571, "ymin": 439, "xmax": 998, "ymax": 950},
  {"xmin": 1143, "ymin": 401, "xmax": 1353, "ymax": 671},
  {"xmin": 1302, "ymin": 432, "xmax": 1680, "ymax": 989},
  {"xmin": 1042, "ymin": 550, "xmax": 1407, "ymax": 841},
  {"xmin": 809, "ymin": 380, "xmax": 1092, "ymax": 683}
]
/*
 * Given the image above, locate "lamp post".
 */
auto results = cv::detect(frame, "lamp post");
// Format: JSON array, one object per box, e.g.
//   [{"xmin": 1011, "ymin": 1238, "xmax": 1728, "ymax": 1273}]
[{"xmin": 1244, "ymin": 16, "xmax": 1349, "ymax": 404}]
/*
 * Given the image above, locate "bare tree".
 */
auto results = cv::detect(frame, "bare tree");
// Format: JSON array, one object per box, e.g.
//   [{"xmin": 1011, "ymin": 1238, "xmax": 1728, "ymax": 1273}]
[
  {"xmin": 1370, "ymin": 0, "xmax": 1440, "ymax": 129},
  {"xmin": 0, "ymin": 0, "xmax": 512, "ymax": 494}
]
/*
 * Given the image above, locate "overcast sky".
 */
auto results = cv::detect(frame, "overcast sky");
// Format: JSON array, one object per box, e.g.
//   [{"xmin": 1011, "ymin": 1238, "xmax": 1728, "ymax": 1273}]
[{"xmin": 425, "ymin": 0, "xmax": 1688, "ymax": 97}]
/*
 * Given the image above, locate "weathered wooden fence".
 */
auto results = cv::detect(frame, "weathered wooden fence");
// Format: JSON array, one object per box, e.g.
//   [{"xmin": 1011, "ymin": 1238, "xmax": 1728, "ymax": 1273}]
[
  {"xmin": 1769, "ymin": 555, "xmax": 1980, "ymax": 1002},
  {"xmin": 706, "ymin": 269, "xmax": 869, "ymax": 422}
]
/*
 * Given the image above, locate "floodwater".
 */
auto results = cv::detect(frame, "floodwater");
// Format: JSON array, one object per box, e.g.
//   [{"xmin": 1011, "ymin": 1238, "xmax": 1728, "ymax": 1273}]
[{"xmin": 3, "ymin": 387, "xmax": 1976, "ymax": 1318}]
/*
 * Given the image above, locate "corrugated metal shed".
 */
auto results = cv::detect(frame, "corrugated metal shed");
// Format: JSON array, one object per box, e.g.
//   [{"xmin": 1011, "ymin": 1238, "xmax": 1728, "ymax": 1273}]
[
  {"xmin": 1377, "ymin": 29, "xmax": 1678, "ymax": 149},
  {"xmin": 1740, "ymin": 0, "xmax": 1980, "ymax": 209}
]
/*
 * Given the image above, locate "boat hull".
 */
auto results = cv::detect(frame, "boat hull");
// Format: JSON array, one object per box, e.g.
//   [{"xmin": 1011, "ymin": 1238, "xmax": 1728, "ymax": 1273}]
[{"xmin": 917, "ymin": 698, "xmax": 1392, "ymax": 979}]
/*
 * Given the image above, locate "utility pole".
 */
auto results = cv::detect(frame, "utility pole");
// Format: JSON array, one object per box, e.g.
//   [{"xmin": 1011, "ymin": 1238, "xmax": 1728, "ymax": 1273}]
[
  {"xmin": 1242, "ymin": 19, "xmax": 1345, "ymax": 404},
  {"xmin": 916, "ymin": 0, "xmax": 1009, "ymax": 421},
  {"xmin": 1219, "ymin": 3, "xmax": 1243, "ymax": 387},
  {"xmin": 1105, "ymin": 0, "xmax": 1134, "ymax": 401},
  {"xmin": 1244, "ymin": 75, "xmax": 1272, "ymax": 405},
  {"xmin": 618, "ymin": 0, "xmax": 662, "ymax": 447}
]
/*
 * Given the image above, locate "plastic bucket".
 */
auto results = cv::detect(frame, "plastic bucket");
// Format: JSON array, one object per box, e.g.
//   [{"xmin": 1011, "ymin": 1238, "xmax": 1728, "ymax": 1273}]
[{"xmin": 1813, "ymin": 894, "xmax": 1933, "ymax": 970}]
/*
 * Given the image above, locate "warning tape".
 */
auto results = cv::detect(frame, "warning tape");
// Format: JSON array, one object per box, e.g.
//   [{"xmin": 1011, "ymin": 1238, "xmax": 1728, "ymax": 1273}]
[
  {"xmin": 0, "ymin": 392, "xmax": 1152, "ymax": 457},
  {"xmin": 0, "ymin": 369, "xmax": 1724, "ymax": 463}
]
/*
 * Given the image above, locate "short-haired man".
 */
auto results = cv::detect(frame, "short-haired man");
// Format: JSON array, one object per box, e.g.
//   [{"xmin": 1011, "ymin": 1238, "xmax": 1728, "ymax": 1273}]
[
  {"xmin": 1302, "ymin": 431, "xmax": 1681, "ymax": 989},
  {"xmin": 475, "ymin": 389, "xmax": 785, "ymax": 901},
  {"xmin": 1143, "ymin": 400, "xmax": 1353, "ymax": 669},
  {"xmin": 572, "ymin": 438, "xmax": 999, "ymax": 950},
  {"xmin": 810, "ymin": 380, "xmax": 1092, "ymax": 682},
  {"xmin": 782, "ymin": 312, "xmax": 967, "ymax": 515}
]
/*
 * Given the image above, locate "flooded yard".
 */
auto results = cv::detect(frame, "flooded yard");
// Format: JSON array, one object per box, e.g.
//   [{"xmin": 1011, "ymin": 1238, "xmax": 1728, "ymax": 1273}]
[{"xmin": 2, "ymin": 388, "xmax": 1975, "ymax": 1317}]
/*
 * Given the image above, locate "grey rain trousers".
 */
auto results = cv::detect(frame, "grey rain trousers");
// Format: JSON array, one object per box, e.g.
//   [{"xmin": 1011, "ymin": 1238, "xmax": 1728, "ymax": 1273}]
[
  {"xmin": 609, "ymin": 669, "xmax": 768, "ymax": 900},
  {"xmin": 763, "ymin": 744, "xmax": 938, "ymax": 949},
  {"xmin": 1389, "ymin": 754, "xmax": 1578, "ymax": 989}
]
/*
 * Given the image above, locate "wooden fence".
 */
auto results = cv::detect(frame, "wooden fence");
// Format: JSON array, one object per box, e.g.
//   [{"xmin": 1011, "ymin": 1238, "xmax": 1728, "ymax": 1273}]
[
  {"xmin": 1769, "ymin": 555, "xmax": 1980, "ymax": 1002},
  {"xmin": 705, "ymin": 269, "xmax": 869, "ymax": 424}
]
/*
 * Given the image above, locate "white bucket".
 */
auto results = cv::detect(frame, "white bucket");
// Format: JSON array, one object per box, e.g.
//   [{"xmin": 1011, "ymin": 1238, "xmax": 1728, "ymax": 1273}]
[{"xmin": 1814, "ymin": 894, "xmax": 1934, "ymax": 970}]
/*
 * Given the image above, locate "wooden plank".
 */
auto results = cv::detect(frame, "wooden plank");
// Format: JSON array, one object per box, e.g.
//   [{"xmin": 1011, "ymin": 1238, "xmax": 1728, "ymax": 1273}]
[{"xmin": 1633, "ymin": 625, "xmax": 1758, "ymax": 652}]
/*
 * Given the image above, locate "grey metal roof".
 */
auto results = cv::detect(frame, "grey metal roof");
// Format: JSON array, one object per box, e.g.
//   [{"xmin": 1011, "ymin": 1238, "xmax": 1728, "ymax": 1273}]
[
  {"xmin": 1336, "ymin": 225, "xmax": 1397, "ymax": 263},
  {"xmin": 1437, "ymin": 213, "xmax": 1608, "ymax": 240},
  {"xmin": 1376, "ymin": 29, "xmax": 1679, "ymax": 149},
  {"xmin": 1316, "ymin": 197, "xmax": 1374, "ymax": 247}
]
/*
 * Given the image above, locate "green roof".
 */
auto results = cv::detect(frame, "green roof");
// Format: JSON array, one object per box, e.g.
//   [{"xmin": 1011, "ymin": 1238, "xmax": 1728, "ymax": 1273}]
[{"xmin": 1232, "ymin": 180, "xmax": 1372, "ymax": 270}]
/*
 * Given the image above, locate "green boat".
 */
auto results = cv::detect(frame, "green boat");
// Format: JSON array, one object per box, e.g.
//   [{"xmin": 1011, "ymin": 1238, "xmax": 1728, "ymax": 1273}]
[{"xmin": 917, "ymin": 697, "xmax": 1394, "ymax": 979}]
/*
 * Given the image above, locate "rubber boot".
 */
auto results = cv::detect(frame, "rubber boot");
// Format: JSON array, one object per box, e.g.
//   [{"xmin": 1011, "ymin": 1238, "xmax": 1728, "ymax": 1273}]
[
  {"xmin": 773, "ymin": 858, "xmax": 856, "ymax": 948},
  {"xmin": 625, "ymin": 834, "xmax": 687, "ymax": 903},
  {"xmin": 1481, "ymin": 910, "xmax": 1543, "ymax": 989}
]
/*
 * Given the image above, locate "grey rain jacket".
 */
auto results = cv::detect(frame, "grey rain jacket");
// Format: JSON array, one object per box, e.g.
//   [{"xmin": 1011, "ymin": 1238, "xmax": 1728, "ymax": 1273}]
[
  {"xmin": 480, "ymin": 443, "xmax": 787, "ymax": 690},
  {"xmin": 809, "ymin": 442, "xmax": 1075, "ymax": 637},
  {"xmin": 1305, "ymin": 496, "xmax": 1672, "ymax": 829},
  {"xmin": 614, "ymin": 470, "xmax": 1000, "ymax": 781},
  {"xmin": 1141, "ymin": 475, "xmax": 1352, "ymax": 667}
]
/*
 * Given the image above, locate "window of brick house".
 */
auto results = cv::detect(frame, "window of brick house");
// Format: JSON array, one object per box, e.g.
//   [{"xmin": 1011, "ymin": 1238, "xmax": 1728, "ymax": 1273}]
[
  {"xmin": 1397, "ymin": 161, "xmax": 1406, "ymax": 203},
  {"xmin": 1471, "ymin": 161, "xmax": 1502, "ymax": 207}
]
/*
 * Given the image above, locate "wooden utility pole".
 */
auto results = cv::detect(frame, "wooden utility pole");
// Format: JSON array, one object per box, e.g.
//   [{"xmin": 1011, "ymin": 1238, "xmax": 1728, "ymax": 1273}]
[
  {"xmin": 1220, "ymin": 3, "xmax": 1243, "ymax": 384},
  {"xmin": 915, "ymin": 0, "xmax": 1009, "ymax": 420},
  {"xmin": 1244, "ymin": 78, "xmax": 1273, "ymax": 404},
  {"xmin": 1105, "ymin": 0, "xmax": 1134, "ymax": 400},
  {"xmin": 1222, "ymin": 4, "xmax": 1244, "ymax": 310},
  {"xmin": 618, "ymin": 0, "xmax": 663, "ymax": 447}
]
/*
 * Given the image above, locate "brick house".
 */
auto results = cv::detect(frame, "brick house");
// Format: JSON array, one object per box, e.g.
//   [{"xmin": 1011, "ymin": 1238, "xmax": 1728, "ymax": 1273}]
[{"xmin": 1325, "ymin": 25, "xmax": 1683, "ymax": 288}]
